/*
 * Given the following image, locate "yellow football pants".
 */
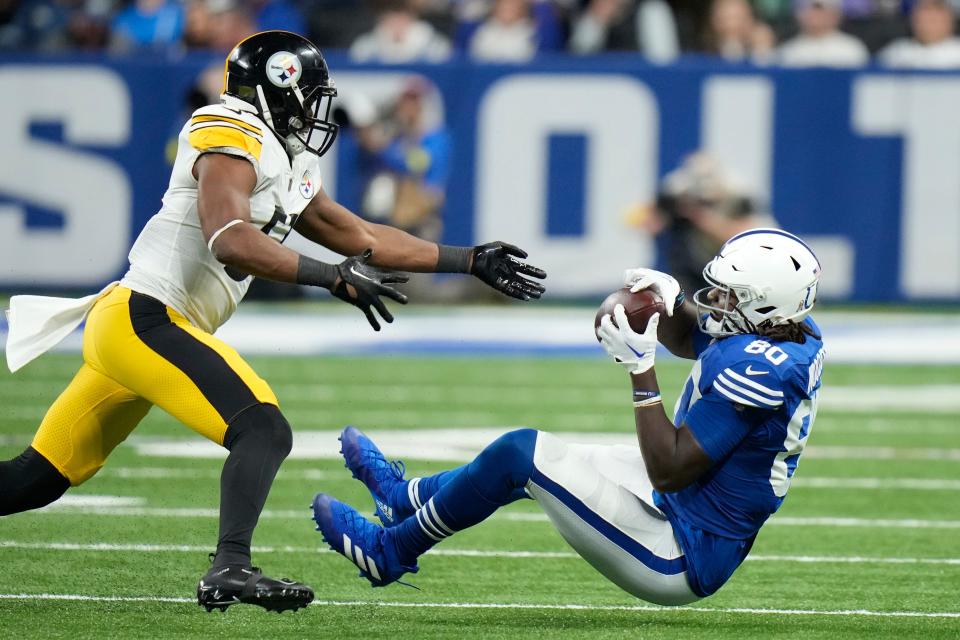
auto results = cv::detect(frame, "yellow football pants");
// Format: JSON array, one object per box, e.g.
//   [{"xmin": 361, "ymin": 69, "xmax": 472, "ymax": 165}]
[{"xmin": 31, "ymin": 286, "xmax": 277, "ymax": 485}]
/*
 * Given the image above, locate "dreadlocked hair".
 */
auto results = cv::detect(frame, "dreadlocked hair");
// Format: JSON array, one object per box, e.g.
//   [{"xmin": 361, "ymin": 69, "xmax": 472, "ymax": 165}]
[{"xmin": 756, "ymin": 321, "xmax": 821, "ymax": 345}]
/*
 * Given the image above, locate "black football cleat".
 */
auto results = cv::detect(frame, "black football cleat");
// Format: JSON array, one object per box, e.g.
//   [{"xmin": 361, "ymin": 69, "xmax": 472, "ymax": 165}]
[{"xmin": 196, "ymin": 565, "xmax": 314, "ymax": 613}]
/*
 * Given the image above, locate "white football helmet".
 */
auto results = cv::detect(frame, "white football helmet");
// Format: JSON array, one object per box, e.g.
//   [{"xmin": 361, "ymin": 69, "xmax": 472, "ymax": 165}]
[{"xmin": 694, "ymin": 228, "xmax": 821, "ymax": 338}]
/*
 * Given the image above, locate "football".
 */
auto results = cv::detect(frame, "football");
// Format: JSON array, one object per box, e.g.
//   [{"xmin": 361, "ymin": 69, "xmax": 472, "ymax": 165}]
[{"xmin": 594, "ymin": 287, "xmax": 666, "ymax": 338}]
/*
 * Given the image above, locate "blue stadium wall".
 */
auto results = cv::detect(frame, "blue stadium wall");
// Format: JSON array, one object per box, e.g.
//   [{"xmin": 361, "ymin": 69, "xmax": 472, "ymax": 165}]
[{"xmin": 1, "ymin": 53, "xmax": 958, "ymax": 302}]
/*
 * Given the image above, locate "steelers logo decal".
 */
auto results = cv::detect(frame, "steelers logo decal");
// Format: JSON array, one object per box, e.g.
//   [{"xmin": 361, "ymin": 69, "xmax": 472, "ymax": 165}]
[
  {"xmin": 266, "ymin": 51, "xmax": 302, "ymax": 88},
  {"xmin": 299, "ymin": 170, "xmax": 315, "ymax": 199}
]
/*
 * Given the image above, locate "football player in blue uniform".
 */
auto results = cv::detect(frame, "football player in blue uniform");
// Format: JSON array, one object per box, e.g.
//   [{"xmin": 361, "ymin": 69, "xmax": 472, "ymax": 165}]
[{"xmin": 312, "ymin": 228, "xmax": 824, "ymax": 603}]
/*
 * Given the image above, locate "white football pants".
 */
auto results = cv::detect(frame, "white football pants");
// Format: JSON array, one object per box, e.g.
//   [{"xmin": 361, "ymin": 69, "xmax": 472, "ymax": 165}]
[{"xmin": 525, "ymin": 431, "xmax": 700, "ymax": 606}]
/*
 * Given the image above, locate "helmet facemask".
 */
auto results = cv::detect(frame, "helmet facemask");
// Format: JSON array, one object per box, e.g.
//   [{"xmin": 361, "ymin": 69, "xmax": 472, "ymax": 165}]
[
  {"xmin": 693, "ymin": 228, "xmax": 821, "ymax": 339},
  {"xmin": 694, "ymin": 262, "xmax": 760, "ymax": 338},
  {"xmin": 223, "ymin": 32, "xmax": 341, "ymax": 159},
  {"xmin": 254, "ymin": 82, "xmax": 339, "ymax": 158}
]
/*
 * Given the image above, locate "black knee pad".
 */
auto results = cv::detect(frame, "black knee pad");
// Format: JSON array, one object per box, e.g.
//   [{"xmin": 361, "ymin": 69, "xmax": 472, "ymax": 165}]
[
  {"xmin": 0, "ymin": 447, "xmax": 70, "ymax": 516},
  {"xmin": 224, "ymin": 403, "xmax": 293, "ymax": 460}
]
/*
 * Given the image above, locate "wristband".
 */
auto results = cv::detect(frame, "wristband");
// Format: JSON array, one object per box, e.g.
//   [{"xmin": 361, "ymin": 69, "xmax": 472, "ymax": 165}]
[
  {"xmin": 435, "ymin": 244, "xmax": 473, "ymax": 274},
  {"xmin": 633, "ymin": 396, "xmax": 662, "ymax": 408},
  {"xmin": 296, "ymin": 255, "xmax": 338, "ymax": 290},
  {"xmin": 633, "ymin": 389, "xmax": 660, "ymax": 401}
]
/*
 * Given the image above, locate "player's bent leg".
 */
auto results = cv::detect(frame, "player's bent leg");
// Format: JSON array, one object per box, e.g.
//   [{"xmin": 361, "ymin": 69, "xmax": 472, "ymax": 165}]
[
  {"xmin": 315, "ymin": 428, "xmax": 538, "ymax": 586},
  {"xmin": 83, "ymin": 288, "xmax": 278, "ymax": 447},
  {"xmin": 0, "ymin": 447, "xmax": 69, "ymax": 516},
  {"xmin": 311, "ymin": 492, "xmax": 417, "ymax": 587},
  {"xmin": 30, "ymin": 364, "xmax": 152, "ymax": 486},
  {"xmin": 2, "ymin": 362, "xmax": 152, "ymax": 517},
  {"xmin": 215, "ymin": 403, "xmax": 293, "ymax": 567},
  {"xmin": 83, "ymin": 288, "xmax": 310, "ymax": 612},
  {"xmin": 339, "ymin": 425, "xmax": 471, "ymax": 527},
  {"xmin": 339, "ymin": 425, "xmax": 413, "ymax": 527},
  {"xmin": 527, "ymin": 432, "xmax": 699, "ymax": 606},
  {"xmin": 197, "ymin": 404, "xmax": 313, "ymax": 612}
]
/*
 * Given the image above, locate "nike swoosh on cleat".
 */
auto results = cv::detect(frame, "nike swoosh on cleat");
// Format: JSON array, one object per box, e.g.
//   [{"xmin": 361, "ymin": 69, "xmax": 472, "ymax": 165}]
[{"xmin": 745, "ymin": 365, "xmax": 769, "ymax": 376}]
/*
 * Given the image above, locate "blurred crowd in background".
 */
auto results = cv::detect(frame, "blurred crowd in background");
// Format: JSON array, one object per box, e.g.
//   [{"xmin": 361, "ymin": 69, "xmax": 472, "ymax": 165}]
[
  {"xmin": 3, "ymin": 0, "xmax": 960, "ymax": 68},
  {"xmin": 5, "ymin": 0, "xmax": 953, "ymax": 298}
]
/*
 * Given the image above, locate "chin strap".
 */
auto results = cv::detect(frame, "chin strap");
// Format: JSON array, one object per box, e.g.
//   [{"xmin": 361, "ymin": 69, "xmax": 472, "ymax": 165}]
[
  {"xmin": 255, "ymin": 84, "xmax": 275, "ymax": 130},
  {"xmin": 255, "ymin": 84, "xmax": 306, "ymax": 156}
]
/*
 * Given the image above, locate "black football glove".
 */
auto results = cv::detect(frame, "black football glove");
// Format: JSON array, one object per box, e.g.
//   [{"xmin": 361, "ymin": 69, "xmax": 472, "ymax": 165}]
[
  {"xmin": 471, "ymin": 242, "xmax": 547, "ymax": 301},
  {"xmin": 332, "ymin": 249, "xmax": 409, "ymax": 331}
]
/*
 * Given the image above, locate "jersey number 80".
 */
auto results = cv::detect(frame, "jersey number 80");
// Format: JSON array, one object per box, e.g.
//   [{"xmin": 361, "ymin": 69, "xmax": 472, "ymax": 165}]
[{"xmin": 744, "ymin": 340, "xmax": 788, "ymax": 366}]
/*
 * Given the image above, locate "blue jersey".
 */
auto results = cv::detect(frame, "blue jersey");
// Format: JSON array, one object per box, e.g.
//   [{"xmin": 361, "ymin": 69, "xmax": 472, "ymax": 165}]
[{"xmin": 653, "ymin": 317, "xmax": 825, "ymax": 597}]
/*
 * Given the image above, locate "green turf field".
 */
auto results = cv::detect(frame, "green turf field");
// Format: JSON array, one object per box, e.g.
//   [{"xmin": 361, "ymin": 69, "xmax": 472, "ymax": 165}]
[{"xmin": 1, "ymin": 354, "xmax": 958, "ymax": 639}]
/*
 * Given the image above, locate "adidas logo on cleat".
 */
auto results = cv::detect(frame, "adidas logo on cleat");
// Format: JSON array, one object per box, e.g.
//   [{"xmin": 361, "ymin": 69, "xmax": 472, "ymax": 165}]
[{"xmin": 375, "ymin": 499, "xmax": 394, "ymax": 522}]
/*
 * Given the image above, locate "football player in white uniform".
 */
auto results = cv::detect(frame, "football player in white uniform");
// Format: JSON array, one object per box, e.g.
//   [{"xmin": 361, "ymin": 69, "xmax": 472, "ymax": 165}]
[{"xmin": 0, "ymin": 31, "xmax": 546, "ymax": 613}]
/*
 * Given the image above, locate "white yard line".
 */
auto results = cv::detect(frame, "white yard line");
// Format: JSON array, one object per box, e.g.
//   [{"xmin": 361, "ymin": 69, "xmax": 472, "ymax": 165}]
[
  {"xmin": 23, "ymin": 504, "xmax": 960, "ymax": 529},
  {"xmin": 4, "ymin": 307, "xmax": 960, "ymax": 364},
  {"xmin": 117, "ymin": 429, "xmax": 960, "ymax": 462},
  {"xmin": 82, "ymin": 468, "xmax": 960, "ymax": 491},
  {"xmin": 0, "ymin": 593, "xmax": 955, "ymax": 618},
  {"xmin": 767, "ymin": 517, "xmax": 960, "ymax": 529},
  {"xmin": 498, "ymin": 513, "xmax": 960, "ymax": 528},
  {"xmin": 792, "ymin": 477, "xmax": 960, "ymax": 490},
  {"xmin": 2, "ymin": 540, "xmax": 958, "ymax": 567},
  {"xmin": 94, "ymin": 467, "xmax": 333, "ymax": 481},
  {"xmin": 5, "ymin": 384, "xmax": 960, "ymax": 414}
]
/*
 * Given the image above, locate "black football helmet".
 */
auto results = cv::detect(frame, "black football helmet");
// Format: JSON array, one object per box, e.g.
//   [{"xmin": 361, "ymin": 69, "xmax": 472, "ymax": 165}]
[{"xmin": 224, "ymin": 30, "xmax": 338, "ymax": 157}]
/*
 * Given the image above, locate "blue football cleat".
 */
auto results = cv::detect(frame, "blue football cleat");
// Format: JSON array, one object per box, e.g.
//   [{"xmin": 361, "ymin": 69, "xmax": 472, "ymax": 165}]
[
  {"xmin": 339, "ymin": 426, "xmax": 409, "ymax": 527},
  {"xmin": 311, "ymin": 492, "xmax": 417, "ymax": 588}
]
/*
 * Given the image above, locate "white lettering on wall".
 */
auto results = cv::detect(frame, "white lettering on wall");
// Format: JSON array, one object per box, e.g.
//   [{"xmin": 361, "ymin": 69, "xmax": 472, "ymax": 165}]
[
  {"xmin": 476, "ymin": 75, "xmax": 657, "ymax": 295},
  {"xmin": 0, "ymin": 68, "xmax": 131, "ymax": 286},
  {"xmin": 853, "ymin": 76, "xmax": 960, "ymax": 297}
]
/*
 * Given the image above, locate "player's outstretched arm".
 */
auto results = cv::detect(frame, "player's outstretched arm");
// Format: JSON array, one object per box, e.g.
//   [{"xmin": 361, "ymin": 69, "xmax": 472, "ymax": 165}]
[
  {"xmin": 297, "ymin": 188, "xmax": 547, "ymax": 301},
  {"xmin": 195, "ymin": 154, "xmax": 407, "ymax": 331},
  {"xmin": 596, "ymin": 305, "xmax": 712, "ymax": 491},
  {"xmin": 623, "ymin": 268, "xmax": 700, "ymax": 359}
]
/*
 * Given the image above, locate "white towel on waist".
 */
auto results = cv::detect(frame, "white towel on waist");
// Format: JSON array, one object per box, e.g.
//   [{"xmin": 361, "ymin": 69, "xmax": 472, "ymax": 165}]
[{"xmin": 5, "ymin": 281, "xmax": 119, "ymax": 373}]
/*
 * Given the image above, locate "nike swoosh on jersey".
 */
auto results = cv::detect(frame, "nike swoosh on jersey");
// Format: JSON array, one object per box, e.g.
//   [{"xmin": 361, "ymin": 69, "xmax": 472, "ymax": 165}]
[{"xmin": 745, "ymin": 365, "xmax": 770, "ymax": 376}]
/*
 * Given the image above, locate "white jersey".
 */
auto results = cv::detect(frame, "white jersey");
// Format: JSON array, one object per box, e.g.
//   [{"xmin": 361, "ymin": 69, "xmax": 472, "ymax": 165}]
[{"xmin": 120, "ymin": 96, "xmax": 321, "ymax": 333}]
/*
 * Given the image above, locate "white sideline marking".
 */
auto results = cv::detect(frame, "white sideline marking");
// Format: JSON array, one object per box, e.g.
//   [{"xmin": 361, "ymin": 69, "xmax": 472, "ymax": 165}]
[
  {"xmin": 746, "ymin": 555, "xmax": 960, "ymax": 566},
  {"xmin": 120, "ymin": 429, "xmax": 960, "ymax": 463},
  {"xmin": 83, "ymin": 468, "xmax": 960, "ymax": 491},
  {"xmin": 94, "ymin": 467, "xmax": 332, "ymax": 481},
  {"xmin": 804, "ymin": 446, "xmax": 960, "ymax": 461},
  {"xmin": 793, "ymin": 477, "xmax": 960, "ymax": 491},
  {"xmin": 0, "ymin": 593, "xmax": 955, "ymax": 618},
  {"xmin": 44, "ymin": 495, "xmax": 146, "ymax": 508},
  {"xmin": 768, "ymin": 517, "xmax": 960, "ymax": 529},
  {"xmin": 2, "ymin": 540, "xmax": 959, "ymax": 567},
  {"xmin": 20, "ymin": 504, "xmax": 960, "ymax": 530},
  {"xmin": 499, "ymin": 513, "xmax": 960, "ymax": 529},
  {"xmin": 7, "ymin": 377, "xmax": 960, "ymax": 412},
  {"xmin": 5, "ymin": 385, "xmax": 960, "ymax": 424},
  {"xmin": 4, "ymin": 307, "xmax": 960, "ymax": 364}
]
